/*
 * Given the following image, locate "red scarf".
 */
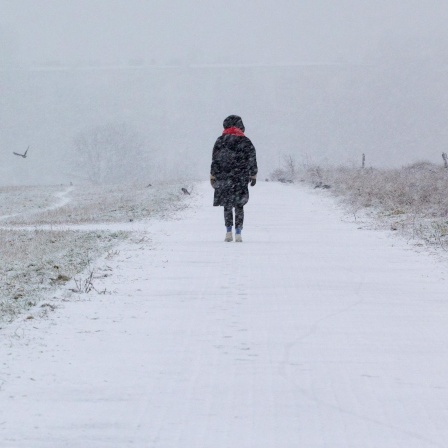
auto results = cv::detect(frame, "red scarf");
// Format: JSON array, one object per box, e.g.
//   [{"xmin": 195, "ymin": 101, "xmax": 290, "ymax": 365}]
[{"xmin": 222, "ymin": 127, "xmax": 245, "ymax": 137}]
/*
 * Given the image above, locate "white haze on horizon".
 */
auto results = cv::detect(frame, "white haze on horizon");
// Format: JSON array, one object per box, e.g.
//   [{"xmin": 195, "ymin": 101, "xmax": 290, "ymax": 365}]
[{"xmin": 1, "ymin": 0, "xmax": 448, "ymax": 185}]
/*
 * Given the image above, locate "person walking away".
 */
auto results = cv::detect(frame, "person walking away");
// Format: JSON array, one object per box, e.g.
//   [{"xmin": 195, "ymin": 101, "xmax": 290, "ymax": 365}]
[{"xmin": 210, "ymin": 115, "xmax": 258, "ymax": 242}]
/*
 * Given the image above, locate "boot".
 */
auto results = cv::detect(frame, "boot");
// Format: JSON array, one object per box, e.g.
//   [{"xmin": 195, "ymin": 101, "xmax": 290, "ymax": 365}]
[{"xmin": 235, "ymin": 228, "xmax": 242, "ymax": 242}]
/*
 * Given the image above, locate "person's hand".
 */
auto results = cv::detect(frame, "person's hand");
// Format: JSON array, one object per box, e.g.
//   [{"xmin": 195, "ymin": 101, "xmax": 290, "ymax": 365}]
[
  {"xmin": 210, "ymin": 175, "xmax": 216, "ymax": 188},
  {"xmin": 250, "ymin": 176, "xmax": 257, "ymax": 187}
]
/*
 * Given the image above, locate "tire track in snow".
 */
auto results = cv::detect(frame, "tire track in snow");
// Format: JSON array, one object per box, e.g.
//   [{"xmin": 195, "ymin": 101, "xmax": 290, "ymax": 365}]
[
  {"xmin": 279, "ymin": 271, "xmax": 367, "ymax": 376},
  {"xmin": 276, "ymin": 259, "xmax": 444, "ymax": 446}
]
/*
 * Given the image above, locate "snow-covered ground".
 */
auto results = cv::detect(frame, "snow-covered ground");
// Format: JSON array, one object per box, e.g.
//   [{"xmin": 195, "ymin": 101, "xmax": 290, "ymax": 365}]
[
  {"xmin": 0, "ymin": 185, "xmax": 63, "ymax": 220},
  {"xmin": 1, "ymin": 181, "xmax": 448, "ymax": 447},
  {"xmin": 0, "ymin": 183, "xmax": 190, "ymax": 323},
  {"xmin": 1, "ymin": 183, "xmax": 191, "ymax": 226}
]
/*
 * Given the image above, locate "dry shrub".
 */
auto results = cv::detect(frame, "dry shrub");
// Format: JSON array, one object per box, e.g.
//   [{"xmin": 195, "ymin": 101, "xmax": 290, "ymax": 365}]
[
  {"xmin": 305, "ymin": 162, "xmax": 448, "ymax": 218},
  {"xmin": 272, "ymin": 159, "xmax": 448, "ymax": 249},
  {"xmin": 0, "ymin": 229, "xmax": 127, "ymax": 322}
]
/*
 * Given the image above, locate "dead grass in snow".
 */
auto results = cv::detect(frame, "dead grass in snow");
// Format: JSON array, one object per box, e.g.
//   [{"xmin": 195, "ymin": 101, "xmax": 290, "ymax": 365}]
[
  {"xmin": 0, "ymin": 182, "xmax": 191, "ymax": 323},
  {"xmin": 272, "ymin": 159, "xmax": 448, "ymax": 251}
]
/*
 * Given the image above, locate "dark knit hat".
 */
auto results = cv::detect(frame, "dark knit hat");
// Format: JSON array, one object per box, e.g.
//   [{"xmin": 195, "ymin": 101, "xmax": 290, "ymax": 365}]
[{"xmin": 223, "ymin": 115, "xmax": 245, "ymax": 132}]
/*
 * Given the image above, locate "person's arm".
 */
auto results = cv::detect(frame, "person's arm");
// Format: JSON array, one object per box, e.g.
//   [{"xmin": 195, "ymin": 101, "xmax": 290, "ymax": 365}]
[
  {"xmin": 210, "ymin": 138, "xmax": 221, "ymax": 188},
  {"xmin": 248, "ymin": 140, "xmax": 258, "ymax": 186}
]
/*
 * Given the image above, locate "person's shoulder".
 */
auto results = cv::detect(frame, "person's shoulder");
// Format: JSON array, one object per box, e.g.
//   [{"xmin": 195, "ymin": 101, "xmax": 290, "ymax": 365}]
[{"xmin": 242, "ymin": 136, "xmax": 255, "ymax": 145}]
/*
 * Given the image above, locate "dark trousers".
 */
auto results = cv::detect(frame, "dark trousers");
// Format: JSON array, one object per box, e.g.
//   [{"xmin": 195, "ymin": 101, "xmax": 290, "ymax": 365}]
[{"xmin": 224, "ymin": 206, "xmax": 244, "ymax": 229}]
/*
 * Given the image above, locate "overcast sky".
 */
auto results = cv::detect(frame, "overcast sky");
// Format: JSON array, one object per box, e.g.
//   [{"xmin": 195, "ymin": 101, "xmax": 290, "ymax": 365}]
[
  {"xmin": 2, "ymin": 0, "xmax": 448, "ymax": 66},
  {"xmin": 2, "ymin": 1, "xmax": 448, "ymax": 185}
]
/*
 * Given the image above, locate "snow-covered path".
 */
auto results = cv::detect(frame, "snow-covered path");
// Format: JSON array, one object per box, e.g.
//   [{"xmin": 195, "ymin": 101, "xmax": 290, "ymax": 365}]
[{"xmin": 1, "ymin": 182, "xmax": 448, "ymax": 448}]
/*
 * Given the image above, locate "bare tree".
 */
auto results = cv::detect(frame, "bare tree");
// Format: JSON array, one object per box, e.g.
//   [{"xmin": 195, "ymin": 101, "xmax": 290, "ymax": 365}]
[
  {"xmin": 284, "ymin": 155, "xmax": 297, "ymax": 180},
  {"xmin": 72, "ymin": 123, "xmax": 149, "ymax": 184},
  {"xmin": 269, "ymin": 154, "xmax": 297, "ymax": 183}
]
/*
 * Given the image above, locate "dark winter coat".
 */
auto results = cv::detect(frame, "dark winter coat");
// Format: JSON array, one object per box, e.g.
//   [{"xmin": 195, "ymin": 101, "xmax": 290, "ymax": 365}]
[{"xmin": 210, "ymin": 116, "xmax": 258, "ymax": 207}]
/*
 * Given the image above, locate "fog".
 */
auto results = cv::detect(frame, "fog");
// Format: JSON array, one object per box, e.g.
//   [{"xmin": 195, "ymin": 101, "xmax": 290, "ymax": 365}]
[{"xmin": 1, "ymin": 0, "xmax": 448, "ymax": 185}]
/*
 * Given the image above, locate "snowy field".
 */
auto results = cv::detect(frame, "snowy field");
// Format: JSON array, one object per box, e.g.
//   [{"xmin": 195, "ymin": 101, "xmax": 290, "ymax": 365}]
[
  {"xmin": 1, "ymin": 183, "xmax": 192, "ymax": 226},
  {"xmin": 1, "ymin": 181, "xmax": 448, "ymax": 447},
  {"xmin": 0, "ymin": 185, "xmax": 63, "ymax": 219},
  {"xmin": 0, "ymin": 183, "xmax": 190, "ymax": 323}
]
